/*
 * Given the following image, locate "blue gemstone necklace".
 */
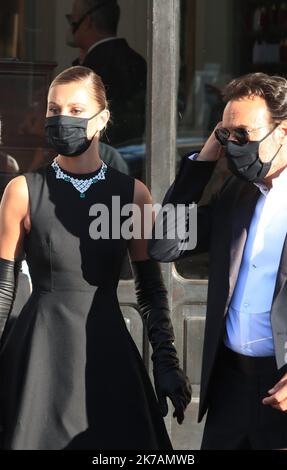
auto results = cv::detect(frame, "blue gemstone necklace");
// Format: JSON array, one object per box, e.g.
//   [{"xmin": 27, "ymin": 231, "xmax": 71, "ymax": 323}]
[{"xmin": 51, "ymin": 159, "xmax": 108, "ymax": 199}]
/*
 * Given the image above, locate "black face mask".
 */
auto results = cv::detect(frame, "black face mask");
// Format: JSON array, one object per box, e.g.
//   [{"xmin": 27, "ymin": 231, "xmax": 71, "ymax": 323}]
[
  {"xmin": 225, "ymin": 125, "xmax": 281, "ymax": 183},
  {"xmin": 45, "ymin": 111, "xmax": 102, "ymax": 157}
]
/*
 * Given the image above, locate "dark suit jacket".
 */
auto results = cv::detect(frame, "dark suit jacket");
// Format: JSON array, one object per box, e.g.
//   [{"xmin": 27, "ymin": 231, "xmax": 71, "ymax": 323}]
[
  {"xmin": 148, "ymin": 156, "xmax": 287, "ymax": 422},
  {"xmin": 80, "ymin": 38, "xmax": 147, "ymax": 145}
]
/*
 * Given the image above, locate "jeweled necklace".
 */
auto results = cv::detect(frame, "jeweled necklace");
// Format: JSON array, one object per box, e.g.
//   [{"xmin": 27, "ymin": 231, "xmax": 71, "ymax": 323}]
[{"xmin": 51, "ymin": 159, "xmax": 107, "ymax": 199}]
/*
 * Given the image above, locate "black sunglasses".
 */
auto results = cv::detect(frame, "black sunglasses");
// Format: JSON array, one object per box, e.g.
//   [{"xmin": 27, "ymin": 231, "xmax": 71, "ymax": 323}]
[
  {"xmin": 215, "ymin": 124, "xmax": 279, "ymax": 146},
  {"xmin": 66, "ymin": 0, "xmax": 115, "ymax": 33}
]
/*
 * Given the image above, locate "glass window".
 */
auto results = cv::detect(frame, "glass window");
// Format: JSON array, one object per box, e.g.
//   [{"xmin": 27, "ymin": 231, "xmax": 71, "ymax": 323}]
[
  {"xmin": 0, "ymin": 0, "xmax": 148, "ymax": 281},
  {"xmin": 175, "ymin": 0, "xmax": 287, "ymax": 279},
  {"xmin": 0, "ymin": 0, "xmax": 147, "ymax": 179}
]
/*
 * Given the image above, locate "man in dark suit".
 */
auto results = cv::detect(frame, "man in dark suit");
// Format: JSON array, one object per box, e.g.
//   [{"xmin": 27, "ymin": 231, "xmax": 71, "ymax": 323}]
[
  {"xmin": 148, "ymin": 73, "xmax": 287, "ymax": 449},
  {"xmin": 66, "ymin": 0, "xmax": 147, "ymax": 146}
]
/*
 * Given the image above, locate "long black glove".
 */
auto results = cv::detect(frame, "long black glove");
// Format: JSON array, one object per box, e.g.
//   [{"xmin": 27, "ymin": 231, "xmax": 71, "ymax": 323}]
[
  {"xmin": 131, "ymin": 259, "xmax": 192, "ymax": 424},
  {"xmin": 0, "ymin": 258, "xmax": 21, "ymax": 339}
]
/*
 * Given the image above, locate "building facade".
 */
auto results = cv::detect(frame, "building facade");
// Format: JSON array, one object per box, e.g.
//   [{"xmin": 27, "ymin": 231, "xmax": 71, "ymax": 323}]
[{"xmin": 0, "ymin": 0, "xmax": 285, "ymax": 449}]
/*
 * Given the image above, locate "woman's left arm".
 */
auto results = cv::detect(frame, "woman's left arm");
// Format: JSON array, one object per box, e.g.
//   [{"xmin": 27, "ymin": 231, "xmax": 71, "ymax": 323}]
[{"xmin": 128, "ymin": 180, "xmax": 192, "ymax": 424}]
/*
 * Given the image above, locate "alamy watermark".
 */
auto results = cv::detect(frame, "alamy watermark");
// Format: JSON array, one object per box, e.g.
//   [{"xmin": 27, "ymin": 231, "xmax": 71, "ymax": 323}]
[{"xmin": 88, "ymin": 196, "xmax": 197, "ymax": 251}]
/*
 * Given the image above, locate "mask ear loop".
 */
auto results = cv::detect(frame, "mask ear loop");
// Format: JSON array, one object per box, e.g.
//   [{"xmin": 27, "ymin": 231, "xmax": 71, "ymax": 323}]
[
  {"xmin": 258, "ymin": 123, "xmax": 281, "ymax": 165},
  {"xmin": 230, "ymin": 123, "xmax": 280, "ymax": 147},
  {"xmin": 87, "ymin": 109, "xmax": 107, "ymax": 143},
  {"xmin": 258, "ymin": 123, "xmax": 280, "ymax": 143},
  {"xmin": 267, "ymin": 144, "xmax": 282, "ymax": 166},
  {"xmin": 88, "ymin": 109, "xmax": 104, "ymax": 121}
]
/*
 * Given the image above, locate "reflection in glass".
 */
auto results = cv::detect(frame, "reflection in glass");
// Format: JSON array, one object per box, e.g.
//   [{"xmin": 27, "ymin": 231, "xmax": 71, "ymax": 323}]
[
  {"xmin": 63, "ymin": 0, "xmax": 147, "ymax": 182},
  {"xmin": 0, "ymin": 1, "xmax": 148, "ymax": 282},
  {"xmin": 0, "ymin": 0, "xmax": 25, "ymax": 59},
  {"xmin": 175, "ymin": 0, "xmax": 287, "ymax": 279},
  {"xmin": 0, "ymin": 0, "xmax": 148, "ymax": 178}
]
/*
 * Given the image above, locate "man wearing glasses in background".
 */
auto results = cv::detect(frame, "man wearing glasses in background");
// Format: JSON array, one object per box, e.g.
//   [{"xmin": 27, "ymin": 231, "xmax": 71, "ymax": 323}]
[
  {"xmin": 65, "ymin": 0, "xmax": 147, "ymax": 146},
  {"xmin": 148, "ymin": 73, "xmax": 287, "ymax": 450}
]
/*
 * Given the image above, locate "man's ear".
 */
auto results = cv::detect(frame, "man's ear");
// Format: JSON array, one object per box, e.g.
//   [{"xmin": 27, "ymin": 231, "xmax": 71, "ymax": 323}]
[{"xmin": 277, "ymin": 120, "xmax": 287, "ymax": 145}]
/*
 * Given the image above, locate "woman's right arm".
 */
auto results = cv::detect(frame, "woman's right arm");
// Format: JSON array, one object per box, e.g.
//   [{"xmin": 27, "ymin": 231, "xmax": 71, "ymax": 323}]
[
  {"xmin": 0, "ymin": 175, "xmax": 30, "ymax": 260},
  {"xmin": 0, "ymin": 176, "xmax": 30, "ymax": 336}
]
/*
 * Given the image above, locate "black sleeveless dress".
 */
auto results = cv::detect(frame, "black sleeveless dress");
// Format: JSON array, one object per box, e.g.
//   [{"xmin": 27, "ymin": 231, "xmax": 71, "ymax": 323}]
[{"xmin": 0, "ymin": 163, "xmax": 172, "ymax": 450}]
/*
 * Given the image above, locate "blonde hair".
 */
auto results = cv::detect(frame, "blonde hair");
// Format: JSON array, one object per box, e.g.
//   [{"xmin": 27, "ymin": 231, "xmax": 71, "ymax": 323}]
[{"xmin": 50, "ymin": 66, "xmax": 108, "ymax": 111}]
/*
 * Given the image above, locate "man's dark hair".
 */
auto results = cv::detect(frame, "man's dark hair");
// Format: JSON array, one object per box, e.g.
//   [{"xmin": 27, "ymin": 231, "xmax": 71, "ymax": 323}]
[
  {"xmin": 223, "ymin": 72, "xmax": 287, "ymax": 122},
  {"xmin": 81, "ymin": 0, "xmax": 120, "ymax": 35}
]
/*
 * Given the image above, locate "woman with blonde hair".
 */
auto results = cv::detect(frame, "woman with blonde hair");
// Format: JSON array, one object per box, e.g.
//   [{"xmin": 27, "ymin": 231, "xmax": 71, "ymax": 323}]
[{"xmin": 0, "ymin": 66, "xmax": 191, "ymax": 450}]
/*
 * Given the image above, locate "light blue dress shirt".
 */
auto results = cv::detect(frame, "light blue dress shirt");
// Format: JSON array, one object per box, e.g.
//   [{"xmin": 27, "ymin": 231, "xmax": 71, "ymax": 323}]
[{"xmin": 225, "ymin": 168, "xmax": 287, "ymax": 356}]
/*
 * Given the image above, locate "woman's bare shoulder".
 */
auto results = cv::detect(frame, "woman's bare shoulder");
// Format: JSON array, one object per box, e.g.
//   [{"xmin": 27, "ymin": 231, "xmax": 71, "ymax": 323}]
[{"xmin": 1, "ymin": 175, "xmax": 29, "ymax": 216}]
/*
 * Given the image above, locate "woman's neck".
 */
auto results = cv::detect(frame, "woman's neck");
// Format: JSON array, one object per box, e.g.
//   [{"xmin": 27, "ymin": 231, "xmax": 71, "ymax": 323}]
[{"xmin": 56, "ymin": 141, "xmax": 102, "ymax": 174}]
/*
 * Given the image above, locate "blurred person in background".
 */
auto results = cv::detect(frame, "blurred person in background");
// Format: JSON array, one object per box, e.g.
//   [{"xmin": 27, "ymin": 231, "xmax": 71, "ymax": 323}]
[{"xmin": 66, "ymin": 0, "xmax": 147, "ymax": 146}]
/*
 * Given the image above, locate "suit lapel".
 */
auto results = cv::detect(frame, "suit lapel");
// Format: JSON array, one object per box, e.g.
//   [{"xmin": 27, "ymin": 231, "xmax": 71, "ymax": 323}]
[
  {"xmin": 270, "ymin": 237, "xmax": 287, "ymax": 368},
  {"xmin": 272, "ymin": 235, "xmax": 287, "ymax": 301},
  {"xmin": 225, "ymin": 182, "xmax": 260, "ymax": 313}
]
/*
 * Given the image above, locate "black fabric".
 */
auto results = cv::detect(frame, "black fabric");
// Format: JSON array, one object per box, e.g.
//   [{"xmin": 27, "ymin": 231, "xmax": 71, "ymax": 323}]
[
  {"xmin": 0, "ymin": 258, "xmax": 21, "ymax": 338},
  {"xmin": 82, "ymin": 39, "xmax": 147, "ymax": 145},
  {"xmin": 148, "ymin": 157, "xmax": 217, "ymax": 262},
  {"xmin": 0, "ymin": 163, "xmax": 172, "ymax": 450},
  {"xmin": 201, "ymin": 345, "xmax": 287, "ymax": 450},
  {"xmin": 224, "ymin": 125, "xmax": 280, "ymax": 182},
  {"xmin": 219, "ymin": 344, "xmax": 279, "ymax": 376},
  {"xmin": 131, "ymin": 260, "xmax": 192, "ymax": 424},
  {"xmin": 1, "ymin": 272, "xmax": 31, "ymax": 343},
  {"xmin": 45, "ymin": 112, "xmax": 101, "ymax": 157}
]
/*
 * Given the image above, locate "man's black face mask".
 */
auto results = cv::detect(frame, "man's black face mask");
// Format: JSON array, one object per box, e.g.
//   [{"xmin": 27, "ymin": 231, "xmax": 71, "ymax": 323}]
[{"xmin": 215, "ymin": 124, "xmax": 281, "ymax": 183}]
